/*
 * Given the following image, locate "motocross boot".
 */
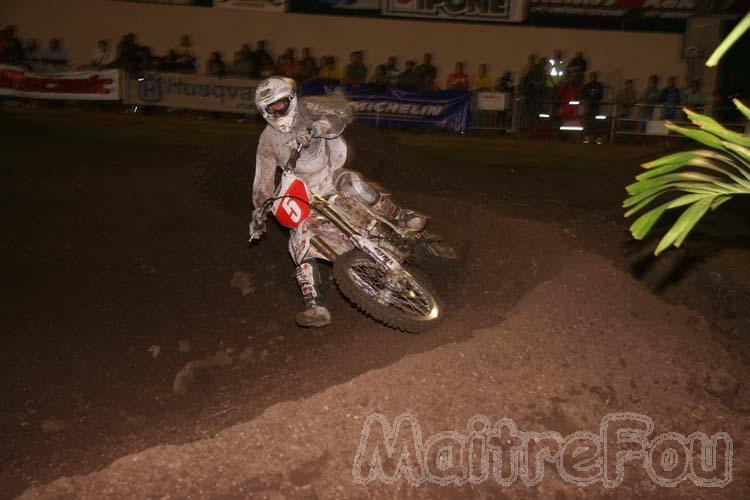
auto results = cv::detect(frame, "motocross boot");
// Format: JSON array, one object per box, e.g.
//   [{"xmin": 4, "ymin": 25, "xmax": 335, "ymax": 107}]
[
  {"xmin": 372, "ymin": 194, "xmax": 427, "ymax": 231},
  {"xmin": 295, "ymin": 259, "xmax": 331, "ymax": 328}
]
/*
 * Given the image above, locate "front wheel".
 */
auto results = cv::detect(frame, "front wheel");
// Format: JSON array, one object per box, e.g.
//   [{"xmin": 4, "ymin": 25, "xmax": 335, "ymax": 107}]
[{"xmin": 333, "ymin": 250, "xmax": 443, "ymax": 333}]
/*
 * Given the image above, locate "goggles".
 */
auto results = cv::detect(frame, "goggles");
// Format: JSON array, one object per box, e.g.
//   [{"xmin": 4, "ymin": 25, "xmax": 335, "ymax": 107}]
[{"xmin": 265, "ymin": 96, "xmax": 291, "ymax": 118}]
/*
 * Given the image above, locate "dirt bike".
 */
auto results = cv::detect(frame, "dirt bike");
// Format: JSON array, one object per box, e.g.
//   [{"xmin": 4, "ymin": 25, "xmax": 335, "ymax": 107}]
[{"xmin": 249, "ymin": 143, "xmax": 455, "ymax": 333}]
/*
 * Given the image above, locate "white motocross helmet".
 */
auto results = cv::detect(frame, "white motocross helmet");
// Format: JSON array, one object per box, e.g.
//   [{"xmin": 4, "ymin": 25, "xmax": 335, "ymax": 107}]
[{"xmin": 255, "ymin": 76, "xmax": 299, "ymax": 133}]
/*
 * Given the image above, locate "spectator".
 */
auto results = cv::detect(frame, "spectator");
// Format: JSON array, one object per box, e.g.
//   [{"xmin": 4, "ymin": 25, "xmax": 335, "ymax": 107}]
[
  {"xmin": 174, "ymin": 34, "xmax": 196, "ymax": 71},
  {"xmin": 519, "ymin": 54, "xmax": 537, "ymax": 86},
  {"xmin": 640, "ymin": 75, "xmax": 661, "ymax": 119},
  {"xmin": 253, "ymin": 40, "xmax": 274, "ymax": 77},
  {"xmin": 495, "ymin": 71, "xmax": 514, "ymax": 93},
  {"xmin": 160, "ymin": 50, "xmax": 178, "ymax": 72},
  {"xmin": 472, "ymin": 64, "xmax": 494, "ymax": 92},
  {"xmin": 567, "ymin": 51, "xmax": 587, "ymax": 74},
  {"xmin": 343, "ymin": 50, "xmax": 367, "ymax": 86},
  {"xmin": 556, "ymin": 68, "xmax": 584, "ymax": 120},
  {"xmin": 91, "ymin": 40, "xmax": 115, "ymax": 68},
  {"xmin": 276, "ymin": 47, "xmax": 294, "ymax": 76},
  {"xmin": 239, "ymin": 43, "xmax": 253, "ymax": 61},
  {"xmin": 41, "ymin": 38, "xmax": 68, "ymax": 69},
  {"xmin": 114, "ymin": 33, "xmax": 140, "ymax": 70},
  {"xmin": 298, "ymin": 47, "xmax": 318, "ymax": 81},
  {"xmin": 659, "ymin": 76, "xmax": 681, "ymax": 119},
  {"xmin": 523, "ymin": 57, "xmax": 547, "ymax": 122},
  {"xmin": 615, "ymin": 79, "xmax": 637, "ymax": 117},
  {"xmin": 22, "ymin": 38, "xmax": 41, "ymax": 65},
  {"xmin": 684, "ymin": 79, "xmax": 706, "ymax": 110},
  {"xmin": 138, "ymin": 46, "xmax": 158, "ymax": 71},
  {"xmin": 419, "ymin": 70, "xmax": 439, "ymax": 91},
  {"xmin": 581, "ymin": 71, "xmax": 605, "ymax": 143},
  {"xmin": 384, "ymin": 56, "xmax": 399, "ymax": 86},
  {"xmin": 446, "ymin": 62, "xmax": 469, "ymax": 91},
  {"xmin": 206, "ymin": 51, "xmax": 226, "ymax": 77},
  {"xmin": 226, "ymin": 50, "xmax": 254, "ymax": 78},
  {"xmin": 414, "ymin": 52, "xmax": 437, "ymax": 89},
  {"xmin": 396, "ymin": 60, "xmax": 417, "ymax": 89},
  {"xmin": 318, "ymin": 55, "xmax": 341, "ymax": 83},
  {"xmin": 369, "ymin": 64, "xmax": 389, "ymax": 89},
  {"xmin": 548, "ymin": 49, "xmax": 565, "ymax": 88},
  {"xmin": 0, "ymin": 25, "xmax": 23, "ymax": 64}
]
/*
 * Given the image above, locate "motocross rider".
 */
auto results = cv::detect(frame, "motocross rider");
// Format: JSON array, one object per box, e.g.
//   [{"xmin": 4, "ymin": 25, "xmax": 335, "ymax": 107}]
[{"xmin": 250, "ymin": 76, "xmax": 426, "ymax": 328}]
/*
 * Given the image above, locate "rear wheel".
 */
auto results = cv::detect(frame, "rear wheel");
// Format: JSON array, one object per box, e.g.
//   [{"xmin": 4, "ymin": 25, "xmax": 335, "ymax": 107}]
[{"xmin": 333, "ymin": 250, "xmax": 443, "ymax": 333}]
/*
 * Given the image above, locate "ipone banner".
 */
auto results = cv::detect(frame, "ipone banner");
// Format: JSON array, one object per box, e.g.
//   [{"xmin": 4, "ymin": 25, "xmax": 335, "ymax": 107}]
[
  {"xmin": 301, "ymin": 80, "xmax": 470, "ymax": 132},
  {"xmin": 0, "ymin": 65, "xmax": 121, "ymax": 101},
  {"xmin": 125, "ymin": 71, "xmax": 259, "ymax": 113},
  {"xmin": 383, "ymin": 0, "xmax": 527, "ymax": 23}
]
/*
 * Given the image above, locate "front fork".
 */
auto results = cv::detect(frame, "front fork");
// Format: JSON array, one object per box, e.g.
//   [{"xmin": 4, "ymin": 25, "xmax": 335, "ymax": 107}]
[{"xmin": 312, "ymin": 200, "xmax": 405, "ymax": 274}]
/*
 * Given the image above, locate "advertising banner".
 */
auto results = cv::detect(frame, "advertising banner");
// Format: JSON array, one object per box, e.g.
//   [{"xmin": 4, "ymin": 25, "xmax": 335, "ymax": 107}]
[
  {"xmin": 290, "ymin": 0, "xmax": 380, "ymax": 14},
  {"xmin": 382, "ymin": 0, "xmax": 527, "ymax": 23},
  {"xmin": 124, "ymin": 72, "xmax": 260, "ymax": 113},
  {"xmin": 213, "ymin": 0, "xmax": 288, "ymax": 12},
  {"xmin": 301, "ymin": 81, "xmax": 470, "ymax": 132},
  {"xmin": 114, "ymin": 1, "xmax": 214, "ymax": 6},
  {"xmin": 0, "ymin": 65, "xmax": 121, "ymax": 101},
  {"xmin": 528, "ymin": 0, "xmax": 696, "ymax": 20}
]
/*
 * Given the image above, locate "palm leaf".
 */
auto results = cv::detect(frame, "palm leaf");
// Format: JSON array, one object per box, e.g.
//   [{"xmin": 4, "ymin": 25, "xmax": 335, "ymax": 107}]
[
  {"xmin": 625, "ymin": 16, "xmax": 750, "ymax": 256},
  {"xmin": 706, "ymin": 11, "xmax": 750, "ymax": 67}
]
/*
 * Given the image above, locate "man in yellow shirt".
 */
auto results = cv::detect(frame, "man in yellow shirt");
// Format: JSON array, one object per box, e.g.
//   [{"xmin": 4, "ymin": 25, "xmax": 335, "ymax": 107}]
[{"xmin": 472, "ymin": 64, "xmax": 494, "ymax": 92}]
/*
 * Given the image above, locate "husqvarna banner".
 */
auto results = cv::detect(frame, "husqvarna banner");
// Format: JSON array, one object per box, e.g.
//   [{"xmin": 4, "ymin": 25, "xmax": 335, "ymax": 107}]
[
  {"xmin": 0, "ymin": 65, "xmax": 121, "ymax": 101},
  {"xmin": 124, "ymin": 72, "xmax": 259, "ymax": 113},
  {"xmin": 301, "ymin": 81, "xmax": 470, "ymax": 132},
  {"xmin": 383, "ymin": 0, "xmax": 527, "ymax": 23},
  {"xmin": 213, "ymin": 0, "xmax": 288, "ymax": 11}
]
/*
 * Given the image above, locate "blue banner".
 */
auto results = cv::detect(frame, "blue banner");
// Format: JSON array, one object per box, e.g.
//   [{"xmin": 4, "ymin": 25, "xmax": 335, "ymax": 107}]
[{"xmin": 300, "ymin": 81, "xmax": 470, "ymax": 132}]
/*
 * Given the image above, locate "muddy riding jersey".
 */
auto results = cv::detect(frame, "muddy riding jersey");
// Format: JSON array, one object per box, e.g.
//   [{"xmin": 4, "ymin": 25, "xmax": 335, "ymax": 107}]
[{"xmin": 251, "ymin": 98, "xmax": 352, "ymax": 216}]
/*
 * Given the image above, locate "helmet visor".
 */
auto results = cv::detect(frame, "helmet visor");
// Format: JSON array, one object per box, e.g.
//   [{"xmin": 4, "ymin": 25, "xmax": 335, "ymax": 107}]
[{"xmin": 265, "ymin": 96, "xmax": 291, "ymax": 118}]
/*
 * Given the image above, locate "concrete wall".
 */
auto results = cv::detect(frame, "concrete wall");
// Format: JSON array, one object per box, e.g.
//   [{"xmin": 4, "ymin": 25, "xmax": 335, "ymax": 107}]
[{"xmin": 1, "ymin": 0, "xmax": 686, "ymax": 92}]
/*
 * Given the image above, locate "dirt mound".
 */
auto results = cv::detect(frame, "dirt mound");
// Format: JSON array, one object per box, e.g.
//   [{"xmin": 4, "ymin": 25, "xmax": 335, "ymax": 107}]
[{"xmin": 19, "ymin": 250, "xmax": 749, "ymax": 499}]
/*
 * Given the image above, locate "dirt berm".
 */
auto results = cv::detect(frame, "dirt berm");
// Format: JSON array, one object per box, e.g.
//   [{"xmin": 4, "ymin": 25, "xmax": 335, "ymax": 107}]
[{"xmin": 18, "ymin": 243, "xmax": 750, "ymax": 499}]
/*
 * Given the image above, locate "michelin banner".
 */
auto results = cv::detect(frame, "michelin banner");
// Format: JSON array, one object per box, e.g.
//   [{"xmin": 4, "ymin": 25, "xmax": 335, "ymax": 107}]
[
  {"xmin": 383, "ymin": 0, "xmax": 527, "ymax": 23},
  {"xmin": 301, "ymin": 80, "xmax": 470, "ymax": 132},
  {"xmin": 213, "ymin": 0, "xmax": 288, "ymax": 11},
  {"xmin": 0, "ymin": 65, "xmax": 121, "ymax": 101},
  {"xmin": 125, "ymin": 72, "xmax": 259, "ymax": 113}
]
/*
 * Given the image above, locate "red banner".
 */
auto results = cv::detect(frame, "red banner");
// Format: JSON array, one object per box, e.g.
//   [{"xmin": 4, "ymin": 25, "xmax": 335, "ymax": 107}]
[{"xmin": 0, "ymin": 65, "xmax": 121, "ymax": 101}]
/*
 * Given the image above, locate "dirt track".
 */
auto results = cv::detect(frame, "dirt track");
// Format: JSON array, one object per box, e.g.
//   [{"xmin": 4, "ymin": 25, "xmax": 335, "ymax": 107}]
[{"xmin": 1, "ymin": 109, "xmax": 749, "ymax": 499}]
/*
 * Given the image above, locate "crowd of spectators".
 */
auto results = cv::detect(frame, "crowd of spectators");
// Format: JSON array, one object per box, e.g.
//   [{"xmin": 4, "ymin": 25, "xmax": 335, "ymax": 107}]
[{"xmin": 1, "ymin": 24, "xmax": 710, "ymax": 127}]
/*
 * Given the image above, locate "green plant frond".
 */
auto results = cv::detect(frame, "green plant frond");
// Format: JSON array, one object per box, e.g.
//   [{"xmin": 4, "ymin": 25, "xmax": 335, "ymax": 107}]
[
  {"xmin": 639, "ymin": 150, "xmax": 749, "ymax": 180},
  {"xmin": 734, "ymin": 98, "xmax": 750, "ymax": 121},
  {"xmin": 642, "ymin": 150, "xmax": 711, "ymax": 170},
  {"xmin": 721, "ymin": 141, "xmax": 750, "ymax": 170},
  {"xmin": 623, "ymin": 182, "xmax": 724, "ymax": 209},
  {"xmin": 666, "ymin": 123, "xmax": 726, "ymax": 150},
  {"xmin": 654, "ymin": 197, "xmax": 715, "ymax": 255},
  {"xmin": 706, "ymin": 11, "xmax": 750, "ymax": 67},
  {"xmin": 711, "ymin": 195, "xmax": 732, "ymax": 211},
  {"xmin": 630, "ymin": 205, "xmax": 668, "ymax": 240},
  {"xmin": 705, "ymin": 178, "xmax": 750, "ymax": 194},
  {"xmin": 684, "ymin": 108, "xmax": 750, "ymax": 148},
  {"xmin": 629, "ymin": 193, "xmax": 712, "ymax": 239},
  {"xmin": 626, "ymin": 171, "xmax": 720, "ymax": 195}
]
